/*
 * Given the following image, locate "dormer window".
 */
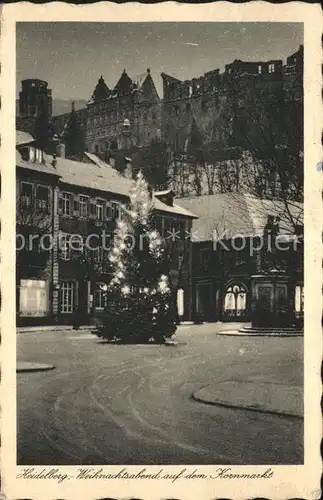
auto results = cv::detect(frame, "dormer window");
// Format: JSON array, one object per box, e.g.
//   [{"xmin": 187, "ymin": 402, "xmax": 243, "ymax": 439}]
[
  {"xmin": 28, "ymin": 147, "xmax": 43, "ymax": 163},
  {"xmin": 268, "ymin": 63, "xmax": 275, "ymax": 74},
  {"xmin": 35, "ymin": 148, "xmax": 43, "ymax": 162},
  {"xmin": 29, "ymin": 147, "xmax": 35, "ymax": 162},
  {"xmin": 258, "ymin": 65, "xmax": 262, "ymax": 74}
]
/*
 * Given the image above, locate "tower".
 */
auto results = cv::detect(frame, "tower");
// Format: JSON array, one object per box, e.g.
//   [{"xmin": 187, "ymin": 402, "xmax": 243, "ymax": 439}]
[{"xmin": 18, "ymin": 79, "xmax": 52, "ymax": 118}]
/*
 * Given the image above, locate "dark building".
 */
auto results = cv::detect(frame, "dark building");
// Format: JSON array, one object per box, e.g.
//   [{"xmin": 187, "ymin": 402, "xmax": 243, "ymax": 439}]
[
  {"xmin": 16, "ymin": 79, "xmax": 53, "ymax": 142},
  {"xmin": 16, "ymin": 130, "xmax": 60, "ymax": 323},
  {"xmin": 18, "ymin": 78, "xmax": 52, "ymax": 118},
  {"xmin": 16, "ymin": 46, "xmax": 303, "ymax": 196}
]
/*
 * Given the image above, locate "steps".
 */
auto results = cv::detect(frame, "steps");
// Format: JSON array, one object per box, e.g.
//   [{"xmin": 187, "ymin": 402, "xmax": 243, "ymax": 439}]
[{"xmin": 238, "ymin": 325, "xmax": 303, "ymax": 336}]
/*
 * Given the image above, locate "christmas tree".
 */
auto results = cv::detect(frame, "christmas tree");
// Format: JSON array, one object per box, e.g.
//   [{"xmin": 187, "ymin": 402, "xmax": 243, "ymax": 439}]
[{"xmin": 95, "ymin": 172, "xmax": 177, "ymax": 343}]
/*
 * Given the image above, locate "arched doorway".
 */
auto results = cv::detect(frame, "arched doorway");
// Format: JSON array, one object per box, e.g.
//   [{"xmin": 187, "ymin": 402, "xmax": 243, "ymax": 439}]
[{"xmin": 223, "ymin": 282, "xmax": 248, "ymax": 321}]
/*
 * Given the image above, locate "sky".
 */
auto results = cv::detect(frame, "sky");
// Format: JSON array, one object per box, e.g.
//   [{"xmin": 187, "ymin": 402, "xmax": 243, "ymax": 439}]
[{"xmin": 16, "ymin": 22, "xmax": 303, "ymax": 101}]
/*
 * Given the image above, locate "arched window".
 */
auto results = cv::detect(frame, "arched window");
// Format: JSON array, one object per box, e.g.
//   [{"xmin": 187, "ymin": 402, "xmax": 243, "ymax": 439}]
[{"xmin": 223, "ymin": 283, "xmax": 247, "ymax": 319}]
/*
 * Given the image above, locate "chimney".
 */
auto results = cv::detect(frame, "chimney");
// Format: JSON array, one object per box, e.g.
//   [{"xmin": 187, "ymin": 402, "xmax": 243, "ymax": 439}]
[
  {"xmin": 51, "ymin": 153, "xmax": 57, "ymax": 167},
  {"xmin": 56, "ymin": 142, "xmax": 66, "ymax": 158},
  {"xmin": 124, "ymin": 157, "xmax": 133, "ymax": 180}
]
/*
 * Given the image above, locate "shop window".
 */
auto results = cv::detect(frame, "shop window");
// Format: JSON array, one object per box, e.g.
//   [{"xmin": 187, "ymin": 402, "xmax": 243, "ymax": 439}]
[
  {"xmin": 223, "ymin": 283, "xmax": 247, "ymax": 319},
  {"xmin": 19, "ymin": 279, "xmax": 49, "ymax": 317},
  {"xmin": 295, "ymin": 284, "xmax": 304, "ymax": 314},
  {"xmin": 60, "ymin": 234, "xmax": 71, "ymax": 260}
]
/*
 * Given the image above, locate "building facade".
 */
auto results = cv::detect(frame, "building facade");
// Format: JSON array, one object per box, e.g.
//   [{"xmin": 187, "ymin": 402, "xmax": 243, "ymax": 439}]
[
  {"xmin": 16, "ymin": 46, "xmax": 303, "ymax": 195},
  {"xmin": 178, "ymin": 193, "xmax": 303, "ymax": 325},
  {"xmin": 16, "ymin": 132, "xmax": 196, "ymax": 326},
  {"xmin": 16, "ymin": 131, "xmax": 60, "ymax": 324}
]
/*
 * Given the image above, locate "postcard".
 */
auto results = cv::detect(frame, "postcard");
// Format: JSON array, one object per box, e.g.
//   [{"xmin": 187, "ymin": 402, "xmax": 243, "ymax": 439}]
[{"xmin": 1, "ymin": 2, "xmax": 322, "ymax": 499}]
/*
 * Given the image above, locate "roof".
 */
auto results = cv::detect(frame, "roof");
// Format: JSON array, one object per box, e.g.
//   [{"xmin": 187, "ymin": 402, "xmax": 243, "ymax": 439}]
[
  {"xmin": 16, "ymin": 149, "xmax": 61, "ymax": 177},
  {"xmin": 153, "ymin": 197, "xmax": 198, "ymax": 218},
  {"xmin": 177, "ymin": 193, "xmax": 303, "ymax": 242},
  {"xmin": 48, "ymin": 153, "xmax": 132, "ymax": 197},
  {"xmin": 16, "ymin": 130, "xmax": 35, "ymax": 146},
  {"xmin": 48, "ymin": 152, "xmax": 197, "ymax": 218}
]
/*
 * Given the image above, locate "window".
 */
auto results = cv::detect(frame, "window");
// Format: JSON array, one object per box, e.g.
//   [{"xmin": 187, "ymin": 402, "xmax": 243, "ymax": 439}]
[
  {"xmin": 223, "ymin": 283, "xmax": 247, "ymax": 318},
  {"xmin": 96, "ymin": 199, "xmax": 104, "ymax": 221},
  {"xmin": 35, "ymin": 149, "xmax": 43, "ymax": 163},
  {"xmin": 20, "ymin": 182, "xmax": 33, "ymax": 209},
  {"xmin": 268, "ymin": 63, "xmax": 275, "ymax": 74},
  {"xmin": 70, "ymin": 234, "xmax": 84, "ymax": 257},
  {"xmin": 257, "ymin": 65, "xmax": 262, "ymax": 74},
  {"xmin": 19, "ymin": 279, "xmax": 48, "ymax": 317},
  {"xmin": 35, "ymin": 185, "xmax": 49, "ymax": 212},
  {"xmin": 79, "ymin": 195, "xmax": 88, "ymax": 218},
  {"xmin": 111, "ymin": 201, "xmax": 120, "ymax": 221},
  {"xmin": 60, "ymin": 234, "xmax": 71, "ymax": 260},
  {"xmin": 95, "ymin": 282, "xmax": 107, "ymax": 311},
  {"xmin": 29, "ymin": 147, "xmax": 36, "ymax": 162},
  {"xmin": 60, "ymin": 281, "xmax": 76, "ymax": 313},
  {"xmin": 62, "ymin": 192, "xmax": 72, "ymax": 216},
  {"xmin": 295, "ymin": 285, "xmax": 304, "ymax": 313}
]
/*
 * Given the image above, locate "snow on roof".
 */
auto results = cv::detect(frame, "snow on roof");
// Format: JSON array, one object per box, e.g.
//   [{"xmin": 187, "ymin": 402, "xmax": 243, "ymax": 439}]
[{"xmin": 16, "ymin": 130, "xmax": 35, "ymax": 146}]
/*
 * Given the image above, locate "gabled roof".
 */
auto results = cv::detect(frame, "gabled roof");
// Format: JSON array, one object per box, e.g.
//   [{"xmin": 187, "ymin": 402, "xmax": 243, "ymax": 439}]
[
  {"xmin": 114, "ymin": 69, "xmax": 135, "ymax": 96},
  {"xmin": 91, "ymin": 75, "xmax": 111, "ymax": 103},
  {"xmin": 177, "ymin": 193, "xmax": 303, "ymax": 242}
]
